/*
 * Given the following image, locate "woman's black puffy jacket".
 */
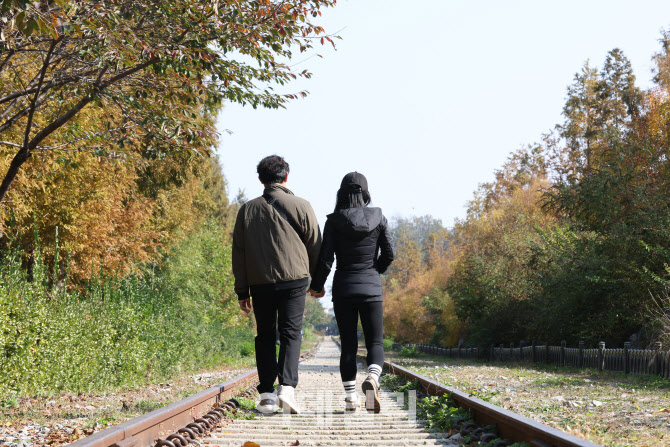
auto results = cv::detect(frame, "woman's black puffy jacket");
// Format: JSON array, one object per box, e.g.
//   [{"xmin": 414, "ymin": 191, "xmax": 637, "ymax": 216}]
[{"xmin": 310, "ymin": 207, "xmax": 395, "ymax": 300}]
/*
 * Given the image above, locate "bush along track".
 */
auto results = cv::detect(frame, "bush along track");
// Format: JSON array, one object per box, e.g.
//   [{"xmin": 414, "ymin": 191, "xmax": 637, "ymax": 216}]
[{"xmin": 381, "ymin": 374, "xmax": 530, "ymax": 447}]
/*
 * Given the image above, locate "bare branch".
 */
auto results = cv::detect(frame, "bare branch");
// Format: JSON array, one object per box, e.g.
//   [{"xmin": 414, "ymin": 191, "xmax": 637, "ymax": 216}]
[
  {"xmin": 0, "ymin": 49, "xmax": 16, "ymax": 73},
  {"xmin": 0, "ymin": 141, "xmax": 23, "ymax": 148},
  {"xmin": 0, "ymin": 89, "xmax": 50, "ymax": 134},
  {"xmin": 0, "ymin": 70, "xmax": 99, "ymax": 105},
  {"xmin": 23, "ymin": 37, "xmax": 63, "ymax": 153}
]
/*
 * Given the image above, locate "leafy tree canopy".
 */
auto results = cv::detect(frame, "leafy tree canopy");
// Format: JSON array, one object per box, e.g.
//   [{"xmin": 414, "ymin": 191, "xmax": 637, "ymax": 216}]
[{"xmin": 0, "ymin": 0, "xmax": 337, "ymax": 203}]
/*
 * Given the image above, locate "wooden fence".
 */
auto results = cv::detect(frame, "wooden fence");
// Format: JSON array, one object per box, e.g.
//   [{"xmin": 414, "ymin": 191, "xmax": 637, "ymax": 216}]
[
  {"xmin": 398, "ymin": 343, "xmax": 481, "ymax": 359},
  {"xmin": 404, "ymin": 341, "xmax": 670, "ymax": 379}
]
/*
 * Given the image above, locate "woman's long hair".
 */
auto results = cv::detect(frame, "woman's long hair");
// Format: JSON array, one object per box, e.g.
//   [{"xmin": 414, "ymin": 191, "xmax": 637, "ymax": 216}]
[{"xmin": 334, "ymin": 188, "xmax": 371, "ymax": 212}]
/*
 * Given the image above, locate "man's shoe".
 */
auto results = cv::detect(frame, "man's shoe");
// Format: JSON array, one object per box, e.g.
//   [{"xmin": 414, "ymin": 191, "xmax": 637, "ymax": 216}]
[
  {"xmin": 277, "ymin": 385, "xmax": 301, "ymax": 414},
  {"xmin": 256, "ymin": 392, "xmax": 278, "ymax": 413},
  {"xmin": 362, "ymin": 375, "xmax": 381, "ymax": 413},
  {"xmin": 344, "ymin": 394, "xmax": 361, "ymax": 412}
]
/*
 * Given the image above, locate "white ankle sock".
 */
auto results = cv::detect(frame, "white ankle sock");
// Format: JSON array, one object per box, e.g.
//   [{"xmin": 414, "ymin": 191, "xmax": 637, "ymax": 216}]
[
  {"xmin": 368, "ymin": 364, "xmax": 382, "ymax": 382},
  {"xmin": 342, "ymin": 380, "xmax": 356, "ymax": 398}
]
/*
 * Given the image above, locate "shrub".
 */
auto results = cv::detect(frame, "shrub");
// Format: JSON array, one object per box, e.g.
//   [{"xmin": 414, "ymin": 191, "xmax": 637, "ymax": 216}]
[
  {"xmin": 399, "ymin": 345, "xmax": 417, "ymax": 357},
  {"xmin": 0, "ymin": 220, "xmax": 254, "ymax": 397},
  {"xmin": 239, "ymin": 342, "xmax": 255, "ymax": 357},
  {"xmin": 382, "ymin": 337, "xmax": 395, "ymax": 351}
]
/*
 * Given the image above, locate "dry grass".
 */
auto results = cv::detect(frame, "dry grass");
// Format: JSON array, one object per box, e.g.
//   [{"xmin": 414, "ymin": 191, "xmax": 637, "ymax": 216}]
[{"xmin": 385, "ymin": 351, "xmax": 670, "ymax": 447}]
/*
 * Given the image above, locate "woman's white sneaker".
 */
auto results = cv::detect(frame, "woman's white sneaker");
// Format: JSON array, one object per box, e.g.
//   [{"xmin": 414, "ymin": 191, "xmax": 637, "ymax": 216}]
[
  {"xmin": 362, "ymin": 374, "xmax": 381, "ymax": 413},
  {"xmin": 277, "ymin": 385, "xmax": 301, "ymax": 414},
  {"xmin": 345, "ymin": 394, "xmax": 361, "ymax": 412}
]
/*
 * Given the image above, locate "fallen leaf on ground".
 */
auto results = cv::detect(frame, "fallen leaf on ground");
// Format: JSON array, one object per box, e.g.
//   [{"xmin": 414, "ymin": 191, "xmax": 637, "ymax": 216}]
[
  {"xmin": 289, "ymin": 441, "xmax": 300, "ymax": 446},
  {"xmin": 242, "ymin": 443, "xmax": 260, "ymax": 447}
]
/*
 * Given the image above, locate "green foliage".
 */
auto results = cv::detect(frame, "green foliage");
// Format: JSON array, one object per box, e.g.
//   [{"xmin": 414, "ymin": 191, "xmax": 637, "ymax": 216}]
[
  {"xmin": 0, "ymin": 0, "xmax": 339, "ymax": 203},
  {"xmin": 382, "ymin": 374, "xmax": 468, "ymax": 432},
  {"xmin": 0, "ymin": 396, "xmax": 18, "ymax": 409},
  {"xmin": 420, "ymin": 395, "xmax": 470, "ymax": 430},
  {"xmin": 399, "ymin": 345, "xmax": 417, "ymax": 357},
  {"xmin": 390, "ymin": 216, "xmax": 445, "ymax": 253},
  {"xmin": 303, "ymin": 297, "xmax": 330, "ymax": 329},
  {"xmin": 0, "ymin": 219, "xmax": 253, "ymax": 398},
  {"xmin": 382, "ymin": 337, "xmax": 394, "ymax": 351},
  {"xmin": 422, "ymin": 288, "xmax": 463, "ymax": 346},
  {"xmin": 441, "ymin": 44, "xmax": 670, "ymax": 348},
  {"xmin": 239, "ymin": 342, "xmax": 255, "ymax": 357},
  {"xmin": 235, "ymin": 397, "xmax": 257, "ymax": 411},
  {"xmin": 381, "ymin": 374, "xmax": 528, "ymax": 446}
]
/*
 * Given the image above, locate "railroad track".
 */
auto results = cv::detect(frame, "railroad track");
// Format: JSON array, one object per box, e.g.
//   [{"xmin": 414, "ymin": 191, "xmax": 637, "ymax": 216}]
[{"xmin": 70, "ymin": 337, "xmax": 601, "ymax": 447}]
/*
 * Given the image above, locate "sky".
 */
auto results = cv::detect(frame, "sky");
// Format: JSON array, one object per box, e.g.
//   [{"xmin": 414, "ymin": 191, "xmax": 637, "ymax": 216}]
[{"xmin": 216, "ymin": 1, "xmax": 670, "ymax": 304}]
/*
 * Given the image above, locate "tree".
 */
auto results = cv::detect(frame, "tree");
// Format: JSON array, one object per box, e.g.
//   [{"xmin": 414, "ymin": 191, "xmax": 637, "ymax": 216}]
[
  {"xmin": 598, "ymin": 48, "xmax": 642, "ymax": 127},
  {"xmin": 557, "ymin": 49, "xmax": 641, "ymax": 177},
  {"xmin": 652, "ymin": 28, "xmax": 670, "ymax": 91},
  {"xmin": 390, "ymin": 215, "xmax": 443, "ymax": 251},
  {"xmin": 465, "ymin": 144, "xmax": 548, "ymax": 219},
  {"xmin": 386, "ymin": 229, "xmax": 422, "ymax": 288},
  {"xmin": 0, "ymin": 0, "xmax": 337, "ymax": 203},
  {"xmin": 424, "ymin": 228, "xmax": 450, "ymax": 270},
  {"xmin": 303, "ymin": 297, "xmax": 330, "ymax": 328}
]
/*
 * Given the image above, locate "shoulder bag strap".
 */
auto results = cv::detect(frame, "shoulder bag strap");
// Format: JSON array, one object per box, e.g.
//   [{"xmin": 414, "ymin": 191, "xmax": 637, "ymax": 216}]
[{"xmin": 263, "ymin": 194, "xmax": 304, "ymax": 242}]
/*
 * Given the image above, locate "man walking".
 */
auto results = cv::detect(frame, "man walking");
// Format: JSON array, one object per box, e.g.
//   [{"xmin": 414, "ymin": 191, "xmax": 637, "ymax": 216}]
[{"xmin": 232, "ymin": 155, "xmax": 321, "ymax": 414}]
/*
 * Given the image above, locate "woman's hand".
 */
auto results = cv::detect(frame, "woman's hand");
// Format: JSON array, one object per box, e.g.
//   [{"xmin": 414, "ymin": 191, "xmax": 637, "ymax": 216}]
[{"xmin": 308, "ymin": 288, "xmax": 325, "ymax": 298}]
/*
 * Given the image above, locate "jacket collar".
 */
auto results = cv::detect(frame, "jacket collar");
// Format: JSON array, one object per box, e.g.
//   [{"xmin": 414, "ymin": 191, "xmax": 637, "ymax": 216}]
[{"xmin": 263, "ymin": 183, "xmax": 294, "ymax": 196}]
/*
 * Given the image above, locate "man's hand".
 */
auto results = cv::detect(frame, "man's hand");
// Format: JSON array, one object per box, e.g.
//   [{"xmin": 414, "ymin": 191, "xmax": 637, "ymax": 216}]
[
  {"xmin": 239, "ymin": 298, "xmax": 252, "ymax": 314},
  {"xmin": 308, "ymin": 288, "xmax": 325, "ymax": 298}
]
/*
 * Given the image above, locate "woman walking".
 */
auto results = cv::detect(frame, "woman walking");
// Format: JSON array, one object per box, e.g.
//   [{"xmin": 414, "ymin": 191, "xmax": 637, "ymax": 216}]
[{"xmin": 309, "ymin": 172, "xmax": 394, "ymax": 413}]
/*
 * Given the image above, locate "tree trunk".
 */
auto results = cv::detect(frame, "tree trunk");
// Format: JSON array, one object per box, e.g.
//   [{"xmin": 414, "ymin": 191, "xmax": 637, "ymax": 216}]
[
  {"xmin": 0, "ymin": 147, "xmax": 30, "ymax": 203},
  {"xmin": 0, "ymin": 145, "xmax": 31, "ymax": 204}
]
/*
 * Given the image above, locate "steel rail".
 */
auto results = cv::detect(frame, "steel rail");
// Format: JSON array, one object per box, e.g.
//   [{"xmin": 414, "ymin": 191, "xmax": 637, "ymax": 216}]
[
  {"xmin": 384, "ymin": 360, "xmax": 602, "ymax": 447},
  {"xmin": 69, "ymin": 343, "xmax": 320, "ymax": 447}
]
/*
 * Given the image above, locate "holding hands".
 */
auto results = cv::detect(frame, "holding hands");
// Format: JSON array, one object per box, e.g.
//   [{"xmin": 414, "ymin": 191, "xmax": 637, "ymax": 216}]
[
  {"xmin": 239, "ymin": 298, "xmax": 252, "ymax": 314},
  {"xmin": 308, "ymin": 288, "xmax": 325, "ymax": 298}
]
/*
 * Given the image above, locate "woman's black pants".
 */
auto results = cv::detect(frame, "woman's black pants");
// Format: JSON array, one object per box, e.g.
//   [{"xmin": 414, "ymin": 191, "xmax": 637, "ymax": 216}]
[{"xmin": 334, "ymin": 299, "xmax": 384, "ymax": 382}]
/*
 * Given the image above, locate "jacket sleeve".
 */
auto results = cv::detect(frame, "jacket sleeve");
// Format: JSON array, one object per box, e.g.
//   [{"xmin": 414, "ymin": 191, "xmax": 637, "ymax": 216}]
[
  {"xmin": 310, "ymin": 218, "xmax": 334, "ymax": 292},
  {"xmin": 231, "ymin": 205, "xmax": 249, "ymax": 300},
  {"xmin": 376, "ymin": 216, "xmax": 395, "ymax": 274},
  {"xmin": 302, "ymin": 202, "xmax": 322, "ymax": 279}
]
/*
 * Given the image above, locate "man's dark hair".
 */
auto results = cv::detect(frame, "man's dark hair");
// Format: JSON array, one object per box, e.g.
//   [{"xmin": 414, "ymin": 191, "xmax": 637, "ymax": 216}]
[{"xmin": 257, "ymin": 155, "xmax": 290, "ymax": 184}]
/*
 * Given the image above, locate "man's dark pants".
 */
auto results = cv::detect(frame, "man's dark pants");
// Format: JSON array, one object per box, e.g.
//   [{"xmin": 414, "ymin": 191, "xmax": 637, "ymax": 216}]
[{"xmin": 251, "ymin": 285, "xmax": 306, "ymax": 394}]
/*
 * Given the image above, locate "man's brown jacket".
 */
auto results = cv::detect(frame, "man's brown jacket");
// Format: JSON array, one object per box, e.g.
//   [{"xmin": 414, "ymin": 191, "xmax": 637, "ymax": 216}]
[{"xmin": 232, "ymin": 184, "xmax": 322, "ymax": 300}]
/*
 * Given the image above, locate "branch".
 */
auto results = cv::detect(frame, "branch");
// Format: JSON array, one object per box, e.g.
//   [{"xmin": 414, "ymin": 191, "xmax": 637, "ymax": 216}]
[
  {"xmin": 100, "ymin": 57, "xmax": 158, "ymax": 89},
  {"xmin": 26, "ymin": 58, "xmax": 158, "ymax": 153},
  {"xmin": 0, "ymin": 49, "xmax": 16, "ymax": 73},
  {"xmin": 34, "ymin": 122, "xmax": 138, "ymax": 152},
  {"xmin": 0, "ymin": 89, "xmax": 51, "ymax": 134},
  {"xmin": 0, "ymin": 69, "xmax": 101, "ymax": 105},
  {"xmin": 0, "ymin": 96, "xmax": 27, "ymax": 122},
  {"xmin": 0, "ymin": 141, "xmax": 22, "ymax": 148},
  {"xmin": 22, "ymin": 37, "xmax": 63, "ymax": 154}
]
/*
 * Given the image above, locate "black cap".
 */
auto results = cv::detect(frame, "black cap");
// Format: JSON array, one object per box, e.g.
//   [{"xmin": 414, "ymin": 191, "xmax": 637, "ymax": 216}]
[{"xmin": 340, "ymin": 172, "xmax": 368, "ymax": 193}]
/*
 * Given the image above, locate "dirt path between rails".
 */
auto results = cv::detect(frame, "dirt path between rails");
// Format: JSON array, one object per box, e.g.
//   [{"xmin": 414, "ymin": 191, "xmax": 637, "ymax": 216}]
[
  {"xmin": 204, "ymin": 338, "xmax": 458, "ymax": 446},
  {"xmin": 386, "ymin": 352, "xmax": 670, "ymax": 447}
]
